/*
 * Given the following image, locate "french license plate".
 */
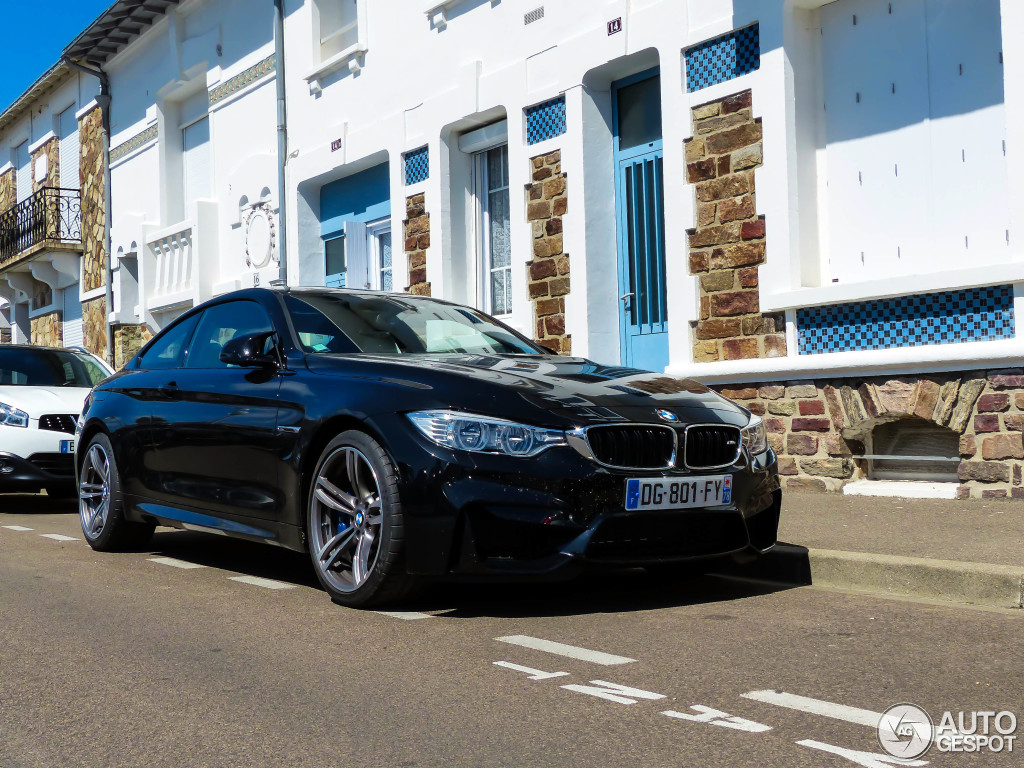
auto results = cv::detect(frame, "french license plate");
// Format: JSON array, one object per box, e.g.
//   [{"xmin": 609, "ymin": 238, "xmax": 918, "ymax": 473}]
[
  {"xmin": 60, "ymin": 440, "xmax": 75, "ymax": 454},
  {"xmin": 624, "ymin": 475, "xmax": 732, "ymax": 511}
]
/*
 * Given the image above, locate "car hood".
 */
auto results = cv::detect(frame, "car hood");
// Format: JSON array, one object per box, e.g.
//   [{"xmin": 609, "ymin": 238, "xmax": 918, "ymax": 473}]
[
  {"xmin": 0, "ymin": 386, "xmax": 90, "ymax": 419},
  {"xmin": 304, "ymin": 353, "xmax": 750, "ymax": 427}
]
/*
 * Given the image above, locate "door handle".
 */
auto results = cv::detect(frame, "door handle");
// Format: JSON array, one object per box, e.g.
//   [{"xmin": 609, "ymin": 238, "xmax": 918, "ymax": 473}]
[
  {"xmin": 157, "ymin": 381, "xmax": 180, "ymax": 397},
  {"xmin": 619, "ymin": 292, "xmax": 635, "ymax": 302}
]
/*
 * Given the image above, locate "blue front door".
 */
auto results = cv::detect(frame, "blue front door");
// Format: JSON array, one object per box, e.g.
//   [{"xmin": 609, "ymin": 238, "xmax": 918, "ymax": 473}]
[{"xmin": 613, "ymin": 69, "xmax": 668, "ymax": 371}]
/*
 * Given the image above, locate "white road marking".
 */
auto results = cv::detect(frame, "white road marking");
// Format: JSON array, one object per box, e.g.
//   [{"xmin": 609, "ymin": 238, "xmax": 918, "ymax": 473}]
[
  {"xmin": 493, "ymin": 661, "xmax": 570, "ymax": 681},
  {"xmin": 2, "ymin": 525, "xmax": 34, "ymax": 531},
  {"xmin": 495, "ymin": 635, "xmax": 636, "ymax": 666},
  {"xmin": 742, "ymin": 690, "xmax": 882, "ymax": 728},
  {"xmin": 40, "ymin": 534, "xmax": 79, "ymax": 542},
  {"xmin": 374, "ymin": 610, "xmax": 434, "ymax": 620},
  {"xmin": 662, "ymin": 705, "xmax": 772, "ymax": 733},
  {"xmin": 561, "ymin": 680, "xmax": 665, "ymax": 705},
  {"xmin": 228, "ymin": 575, "xmax": 296, "ymax": 590},
  {"xmin": 797, "ymin": 739, "xmax": 928, "ymax": 767},
  {"xmin": 148, "ymin": 557, "xmax": 206, "ymax": 570}
]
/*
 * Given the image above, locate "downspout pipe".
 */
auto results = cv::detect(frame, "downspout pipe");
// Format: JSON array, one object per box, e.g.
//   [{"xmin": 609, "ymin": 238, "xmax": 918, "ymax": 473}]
[
  {"xmin": 63, "ymin": 58, "xmax": 115, "ymax": 365},
  {"xmin": 273, "ymin": 0, "xmax": 289, "ymax": 286}
]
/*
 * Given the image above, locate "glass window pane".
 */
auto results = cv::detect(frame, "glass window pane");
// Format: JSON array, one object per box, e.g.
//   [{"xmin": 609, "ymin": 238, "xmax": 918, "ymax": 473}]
[
  {"xmin": 617, "ymin": 75, "xmax": 662, "ymax": 150},
  {"xmin": 325, "ymin": 236, "xmax": 346, "ymax": 287},
  {"xmin": 489, "ymin": 189, "xmax": 510, "ymax": 269},
  {"xmin": 185, "ymin": 301, "xmax": 274, "ymax": 369},
  {"xmin": 379, "ymin": 231, "xmax": 393, "ymax": 291},
  {"xmin": 138, "ymin": 313, "xmax": 200, "ymax": 370}
]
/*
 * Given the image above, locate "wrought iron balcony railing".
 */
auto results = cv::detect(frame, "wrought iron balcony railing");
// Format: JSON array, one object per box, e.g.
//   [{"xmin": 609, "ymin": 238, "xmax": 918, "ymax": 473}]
[{"xmin": 0, "ymin": 187, "xmax": 82, "ymax": 263}]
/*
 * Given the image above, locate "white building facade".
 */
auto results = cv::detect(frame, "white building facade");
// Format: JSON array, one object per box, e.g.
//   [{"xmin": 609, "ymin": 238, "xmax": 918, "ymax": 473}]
[
  {"xmin": 49, "ymin": 0, "xmax": 1024, "ymax": 497},
  {"xmin": 0, "ymin": 63, "xmax": 102, "ymax": 352}
]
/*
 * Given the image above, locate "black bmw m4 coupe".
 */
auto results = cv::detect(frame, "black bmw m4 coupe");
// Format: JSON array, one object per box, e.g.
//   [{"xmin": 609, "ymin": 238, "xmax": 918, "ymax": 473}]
[{"xmin": 76, "ymin": 287, "xmax": 781, "ymax": 606}]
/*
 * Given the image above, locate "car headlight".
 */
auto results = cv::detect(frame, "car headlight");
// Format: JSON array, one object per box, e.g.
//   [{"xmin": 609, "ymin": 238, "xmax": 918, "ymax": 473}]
[
  {"xmin": 407, "ymin": 410, "xmax": 565, "ymax": 457},
  {"xmin": 0, "ymin": 401, "xmax": 29, "ymax": 428},
  {"xmin": 741, "ymin": 414, "xmax": 767, "ymax": 455}
]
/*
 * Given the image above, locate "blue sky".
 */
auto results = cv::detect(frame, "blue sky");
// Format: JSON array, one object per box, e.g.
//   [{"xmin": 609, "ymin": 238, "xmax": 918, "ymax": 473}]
[{"xmin": 0, "ymin": 1, "xmax": 113, "ymax": 114}]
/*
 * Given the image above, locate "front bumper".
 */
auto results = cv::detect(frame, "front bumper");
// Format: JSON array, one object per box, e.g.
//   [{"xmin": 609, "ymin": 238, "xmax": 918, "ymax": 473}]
[
  {"xmin": 387, "ymin": 417, "xmax": 782, "ymax": 576},
  {"xmin": 0, "ymin": 451, "xmax": 77, "ymax": 492}
]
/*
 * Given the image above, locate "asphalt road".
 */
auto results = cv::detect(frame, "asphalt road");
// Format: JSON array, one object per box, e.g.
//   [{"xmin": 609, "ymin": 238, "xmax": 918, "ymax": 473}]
[{"xmin": 1, "ymin": 494, "xmax": 1021, "ymax": 768}]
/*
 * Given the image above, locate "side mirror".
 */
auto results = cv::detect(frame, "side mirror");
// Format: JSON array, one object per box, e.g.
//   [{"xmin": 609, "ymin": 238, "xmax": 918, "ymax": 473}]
[{"xmin": 220, "ymin": 331, "xmax": 280, "ymax": 368}]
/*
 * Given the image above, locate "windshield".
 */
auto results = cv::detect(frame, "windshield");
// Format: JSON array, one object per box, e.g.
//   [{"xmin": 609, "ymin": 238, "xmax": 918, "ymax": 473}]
[
  {"xmin": 284, "ymin": 293, "xmax": 543, "ymax": 356},
  {"xmin": 0, "ymin": 348, "xmax": 109, "ymax": 387}
]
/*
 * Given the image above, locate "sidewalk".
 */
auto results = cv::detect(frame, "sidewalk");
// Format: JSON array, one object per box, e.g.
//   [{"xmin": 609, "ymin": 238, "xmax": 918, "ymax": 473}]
[{"xmin": 745, "ymin": 491, "xmax": 1024, "ymax": 609}]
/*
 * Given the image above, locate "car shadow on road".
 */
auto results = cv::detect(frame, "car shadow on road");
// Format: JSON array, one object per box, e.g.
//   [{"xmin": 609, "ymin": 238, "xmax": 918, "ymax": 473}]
[
  {"xmin": 392, "ymin": 544, "xmax": 812, "ymax": 618},
  {"xmin": 0, "ymin": 493, "xmax": 78, "ymax": 514},
  {"xmin": 147, "ymin": 529, "xmax": 322, "ymax": 589},
  {"xmin": 142, "ymin": 528, "xmax": 812, "ymax": 618}
]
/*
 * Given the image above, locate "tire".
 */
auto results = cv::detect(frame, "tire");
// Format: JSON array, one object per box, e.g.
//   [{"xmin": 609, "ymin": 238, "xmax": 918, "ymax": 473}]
[
  {"xmin": 306, "ymin": 430, "xmax": 418, "ymax": 608},
  {"xmin": 78, "ymin": 433, "xmax": 155, "ymax": 551}
]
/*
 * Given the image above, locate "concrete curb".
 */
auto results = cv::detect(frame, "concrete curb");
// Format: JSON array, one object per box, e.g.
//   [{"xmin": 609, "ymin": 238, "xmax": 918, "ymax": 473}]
[
  {"xmin": 807, "ymin": 549, "xmax": 1024, "ymax": 609},
  {"xmin": 726, "ymin": 544, "xmax": 1024, "ymax": 609}
]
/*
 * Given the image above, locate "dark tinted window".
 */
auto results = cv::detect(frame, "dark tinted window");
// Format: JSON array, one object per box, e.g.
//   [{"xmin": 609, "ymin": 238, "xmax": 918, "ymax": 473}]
[
  {"xmin": 617, "ymin": 75, "xmax": 662, "ymax": 150},
  {"xmin": 284, "ymin": 293, "xmax": 541, "ymax": 355},
  {"xmin": 185, "ymin": 301, "xmax": 275, "ymax": 369},
  {"xmin": 0, "ymin": 348, "xmax": 109, "ymax": 387},
  {"xmin": 138, "ymin": 313, "xmax": 200, "ymax": 370}
]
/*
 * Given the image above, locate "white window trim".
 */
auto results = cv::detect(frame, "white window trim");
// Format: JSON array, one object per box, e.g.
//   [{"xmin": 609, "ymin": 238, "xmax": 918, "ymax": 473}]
[
  {"xmin": 365, "ymin": 218, "xmax": 393, "ymax": 292},
  {"xmin": 473, "ymin": 145, "xmax": 512, "ymax": 317},
  {"xmin": 306, "ymin": 0, "xmax": 368, "ymax": 88}
]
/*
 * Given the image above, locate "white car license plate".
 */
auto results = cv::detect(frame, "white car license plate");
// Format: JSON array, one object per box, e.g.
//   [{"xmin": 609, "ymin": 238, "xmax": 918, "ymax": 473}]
[
  {"xmin": 624, "ymin": 475, "xmax": 732, "ymax": 511},
  {"xmin": 60, "ymin": 440, "xmax": 75, "ymax": 454}
]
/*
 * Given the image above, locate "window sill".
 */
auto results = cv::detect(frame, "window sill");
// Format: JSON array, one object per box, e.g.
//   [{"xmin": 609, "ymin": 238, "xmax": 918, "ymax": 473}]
[
  {"xmin": 761, "ymin": 262, "xmax": 1024, "ymax": 312},
  {"xmin": 304, "ymin": 43, "xmax": 368, "ymax": 91}
]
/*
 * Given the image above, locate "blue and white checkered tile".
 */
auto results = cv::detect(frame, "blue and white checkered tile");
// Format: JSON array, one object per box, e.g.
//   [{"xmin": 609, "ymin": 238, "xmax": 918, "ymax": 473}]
[
  {"xmin": 685, "ymin": 24, "xmax": 760, "ymax": 93},
  {"xmin": 526, "ymin": 96, "xmax": 567, "ymax": 145},
  {"xmin": 404, "ymin": 145, "xmax": 429, "ymax": 186},
  {"xmin": 796, "ymin": 286, "xmax": 1016, "ymax": 355}
]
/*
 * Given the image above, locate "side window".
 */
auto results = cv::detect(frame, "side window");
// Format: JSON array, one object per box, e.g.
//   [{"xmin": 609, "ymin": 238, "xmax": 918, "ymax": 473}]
[
  {"xmin": 185, "ymin": 300, "xmax": 275, "ymax": 369},
  {"xmin": 138, "ymin": 314, "xmax": 201, "ymax": 370}
]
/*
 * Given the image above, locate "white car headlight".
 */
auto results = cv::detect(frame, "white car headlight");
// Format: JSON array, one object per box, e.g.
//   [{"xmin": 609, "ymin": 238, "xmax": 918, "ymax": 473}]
[
  {"xmin": 408, "ymin": 410, "xmax": 565, "ymax": 457},
  {"xmin": 0, "ymin": 401, "xmax": 29, "ymax": 428},
  {"xmin": 741, "ymin": 414, "xmax": 767, "ymax": 455}
]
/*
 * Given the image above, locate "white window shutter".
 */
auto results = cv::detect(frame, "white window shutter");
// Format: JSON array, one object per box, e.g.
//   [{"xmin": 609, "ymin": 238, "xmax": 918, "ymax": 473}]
[
  {"xmin": 62, "ymin": 284, "xmax": 84, "ymax": 348},
  {"xmin": 16, "ymin": 142, "xmax": 31, "ymax": 202},
  {"xmin": 59, "ymin": 107, "xmax": 80, "ymax": 190},
  {"xmin": 343, "ymin": 221, "xmax": 368, "ymax": 289}
]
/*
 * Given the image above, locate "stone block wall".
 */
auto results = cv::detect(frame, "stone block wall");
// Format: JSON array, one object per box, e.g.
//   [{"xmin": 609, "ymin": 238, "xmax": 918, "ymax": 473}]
[
  {"xmin": 82, "ymin": 297, "xmax": 107, "ymax": 359},
  {"xmin": 79, "ymin": 103, "xmax": 106, "ymax": 294},
  {"xmin": 404, "ymin": 193, "xmax": 431, "ymax": 296},
  {"xmin": 31, "ymin": 137, "xmax": 60, "ymax": 194},
  {"xmin": 715, "ymin": 370, "xmax": 1024, "ymax": 499},
  {"xmin": 114, "ymin": 324, "xmax": 152, "ymax": 369},
  {"xmin": 684, "ymin": 90, "xmax": 785, "ymax": 362},
  {"xmin": 526, "ymin": 149, "xmax": 570, "ymax": 354},
  {"xmin": 30, "ymin": 311, "xmax": 62, "ymax": 347}
]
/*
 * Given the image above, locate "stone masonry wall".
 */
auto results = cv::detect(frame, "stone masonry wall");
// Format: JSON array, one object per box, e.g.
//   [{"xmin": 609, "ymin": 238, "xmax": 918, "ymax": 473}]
[
  {"xmin": 31, "ymin": 137, "xmax": 60, "ymax": 194},
  {"xmin": 0, "ymin": 167, "xmax": 16, "ymax": 213},
  {"xmin": 30, "ymin": 311, "xmax": 62, "ymax": 347},
  {"xmin": 79, "ymin": 103, "xmax": 106, "ymax": 294},
  {"xmin": 82, "ymin": 297, "xmax": 107, "ymax": 360},
  {"xmin": 715, "ymin": 370, "xmax": 1024, "ymax": 499},
  {"xmin": 114, "ymin": 324, "xmax": 152, "ymax": 369},
  {"xmin": 404, "ymin": 193, "xmax": 431, "ymax": 296},
  {"xmin": 685, "ymin": 90, "xmax": 786, "ymax": 362},
  {"xmin": 526, "ymin": 150, "xmax": 570, "ymax": 354}
]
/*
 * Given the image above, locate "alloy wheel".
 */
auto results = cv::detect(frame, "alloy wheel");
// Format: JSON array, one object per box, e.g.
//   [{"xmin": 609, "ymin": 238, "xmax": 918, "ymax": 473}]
[
  {"xmin": 309, "ymin": 446, "xmax": 385, "ymax": 593},
  {"xmin": 79, "ymin": 443, "xmax": 111, "ymax": 539}
]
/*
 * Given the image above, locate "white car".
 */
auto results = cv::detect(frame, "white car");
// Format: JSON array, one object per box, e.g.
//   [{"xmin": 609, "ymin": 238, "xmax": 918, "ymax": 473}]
[{"xmin": 0, "ymin": 345, "xmax": 113, "ymax": 497}]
